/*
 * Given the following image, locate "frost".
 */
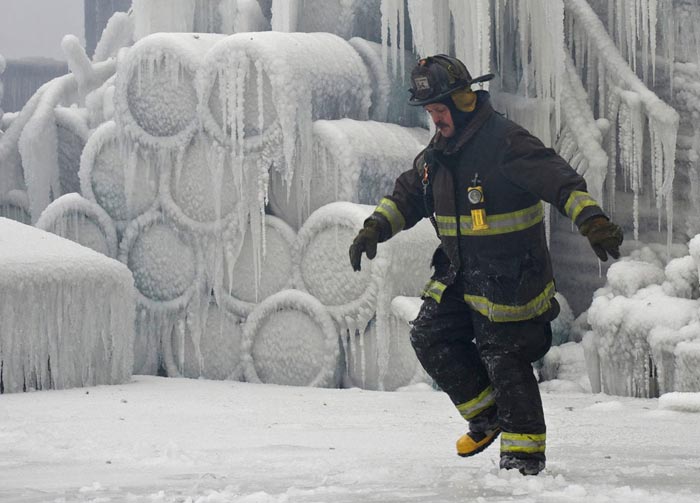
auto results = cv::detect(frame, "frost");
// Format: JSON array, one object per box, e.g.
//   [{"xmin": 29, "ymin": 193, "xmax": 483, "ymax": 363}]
[
  {"xmin": 0, "ymin": 218, "xmax": 134, "ymax": 393},
  {"xmin": 241, "ymin": 289, "xmax": 340, "ymax": 387},
  {"xmin": 36, "ymin": 193, "xmax": 118, "ymax": 258}
]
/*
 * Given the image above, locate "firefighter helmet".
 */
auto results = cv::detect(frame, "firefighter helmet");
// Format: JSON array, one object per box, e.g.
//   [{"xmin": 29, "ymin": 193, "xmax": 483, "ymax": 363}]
[{"xmin": 407, "ymin": 54, "xmax": 494, "ymax": 106}]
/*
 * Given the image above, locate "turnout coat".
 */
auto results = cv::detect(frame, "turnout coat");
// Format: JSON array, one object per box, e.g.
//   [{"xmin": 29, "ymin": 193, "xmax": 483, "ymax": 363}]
[{"xmin": 369, "ymin": 92, "xmax": 606, "ymax": 322}]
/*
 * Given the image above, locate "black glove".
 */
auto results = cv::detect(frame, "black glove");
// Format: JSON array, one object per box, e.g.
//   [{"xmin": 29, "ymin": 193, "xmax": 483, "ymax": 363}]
[
  {"xmin": 349, "ymin": 219, "xmax": 381, "ymax": 271},
  {"xmin": 580, "ymin": 216, "xmax": 623, "ymax": 261}
]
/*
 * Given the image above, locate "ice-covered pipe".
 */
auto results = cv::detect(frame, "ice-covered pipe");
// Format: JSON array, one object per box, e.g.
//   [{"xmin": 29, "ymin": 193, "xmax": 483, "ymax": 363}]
[
  {"xmin": 216, "ymin": 214, "xmax": 296, "ymax": 317},
  {"xmin": 348, "ymin": 37, "xmax": 426, "ymax": 127},
  {"xmin": 55, "ymin": 106, "xmax": 90, "ymax": 195},
  {"xmin": 114, "ymin": 33, "xmax": 226, "ymax": 148},
  {"xmin": 268, "ymin": 118, "xmax": 430, "ymax": 230},
  {"xmin": 294, "ymin": 202, "xmax": 439, "ymax": 333},
  {"xmin": 241, "ymin": 289, "xmax": 340, "ymax": 387},
  {"xmin": 36, "ymin": 193, "xmax": 118, "ymax": 258},
  {"xmin": 79, "ymin": 121, "xmax": 159, "ymax": 229}
]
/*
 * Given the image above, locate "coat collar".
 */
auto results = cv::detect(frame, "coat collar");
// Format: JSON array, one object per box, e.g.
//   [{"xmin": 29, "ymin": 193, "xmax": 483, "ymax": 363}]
[{"xmin": 431, "ymin": 92, "xmax": 495, "ymax": 156}]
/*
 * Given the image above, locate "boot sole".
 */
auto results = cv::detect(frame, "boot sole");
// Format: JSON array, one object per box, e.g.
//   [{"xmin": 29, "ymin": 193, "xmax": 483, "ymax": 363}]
[{"xmin": 457, "ymin": 429, "xmax": 501, "ymax": 458}]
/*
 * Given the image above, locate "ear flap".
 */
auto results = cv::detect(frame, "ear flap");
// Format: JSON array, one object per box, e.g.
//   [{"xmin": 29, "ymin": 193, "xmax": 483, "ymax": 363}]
[{"xmin": 451, "ymin": 88, "xmax": 477, "ymax": 112}]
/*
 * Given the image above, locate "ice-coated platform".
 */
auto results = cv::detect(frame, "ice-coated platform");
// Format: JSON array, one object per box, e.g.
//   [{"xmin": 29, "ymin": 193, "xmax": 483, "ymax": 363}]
[{"xmin": 0, "ymin": 218, "xmax": 136, "ymax": 393}]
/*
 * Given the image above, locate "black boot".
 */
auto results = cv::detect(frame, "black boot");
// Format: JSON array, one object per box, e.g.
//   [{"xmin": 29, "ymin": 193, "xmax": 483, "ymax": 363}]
[{"xmin": 499, "ymin": 454, "xmax": 545, "ymax": 476}]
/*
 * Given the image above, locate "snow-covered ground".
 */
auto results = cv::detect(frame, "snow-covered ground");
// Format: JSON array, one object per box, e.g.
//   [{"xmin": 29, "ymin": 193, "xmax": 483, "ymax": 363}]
[{"xmin": 1, "ymin": 376, "xmax": 699, "ymax": 503}]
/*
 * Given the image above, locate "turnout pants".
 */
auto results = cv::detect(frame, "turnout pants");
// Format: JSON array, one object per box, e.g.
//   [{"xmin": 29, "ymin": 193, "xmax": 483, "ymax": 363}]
[{"xmin": 410, "ymin": 285, "xmax": 553, "ymax": 461}]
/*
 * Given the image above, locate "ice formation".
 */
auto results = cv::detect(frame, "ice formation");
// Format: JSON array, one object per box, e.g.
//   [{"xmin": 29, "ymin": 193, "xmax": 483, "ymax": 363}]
[
  {"xmin": 2, "ymin": 0, "xmax": 700, "ymax": 396},
  {"xmin": 241, "ymin": 289, "xmax": 340, "ymax": 387},
  {"xmin": 36, "ymin": 193, "xmax": 118, "ymax": 258},
  {"xmin": 585, "ymin": 239, "xmax": 700, "ymax": 397},
  {"xmin": 0, "ymin": 218, "xmax": 135, "ymax": 393}
]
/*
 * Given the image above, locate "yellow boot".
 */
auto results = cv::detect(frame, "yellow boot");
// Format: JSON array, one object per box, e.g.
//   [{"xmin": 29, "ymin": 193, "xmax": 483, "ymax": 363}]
[{"xmin": 456, "ymin": 428, "xmax": 501, "ymax": 457}]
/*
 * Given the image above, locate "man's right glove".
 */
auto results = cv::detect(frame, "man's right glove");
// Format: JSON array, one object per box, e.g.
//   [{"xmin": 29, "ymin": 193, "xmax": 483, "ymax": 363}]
[
  {"xmin": 579, "ymin": 216, "xmax": 624, "ymax": 261},
  {"xmin": 349, "ymin": 219, "xmax": 381, "ymax": 271}
]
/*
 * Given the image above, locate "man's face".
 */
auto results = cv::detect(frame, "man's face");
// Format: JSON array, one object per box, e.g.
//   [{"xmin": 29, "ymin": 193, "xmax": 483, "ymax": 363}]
[{"xmin": 424, "ymin": 103, "xmax": 455, "ymax": 138}]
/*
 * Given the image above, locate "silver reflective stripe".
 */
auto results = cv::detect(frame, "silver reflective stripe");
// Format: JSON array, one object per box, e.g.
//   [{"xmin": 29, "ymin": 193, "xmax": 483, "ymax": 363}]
[
  {"xmin": 375, "ymin": 198, "xmax": 406, "ymax": 236},
  {"xmin": 456, "ymin": 386, "xmax": 496, "ymax": 420},
  {"xmin": 435, "ymin": 202, "xmax": 543, "ymax": 236},
  {"xmin": 564, "ymin": 191, "xmax": 598, "ymax": 222},
  {"xmin": 501, "ymin": 432, "xmax": 546, "ymax": 454},
  {"xmin": 422, "ymin": 280, "xmax": 447, "ymax": 303},
  {"xmin": 464, "ymin": 281, "xmax": 555, "ymax": 322}
]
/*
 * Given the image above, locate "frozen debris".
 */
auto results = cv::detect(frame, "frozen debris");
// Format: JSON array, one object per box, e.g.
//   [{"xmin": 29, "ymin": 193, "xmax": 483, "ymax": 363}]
[
  {"xmin": 169, "ymin": 300, "xmax": 245, "ymax": 380},
  {"xmin": 0, "ymin": 189, "xmax": 31, "ymax": 224},
  {"xmin": 658, "ymin": 391, "xmax": 700, "ymax": 413},
  {"xmin": 132, "ymin": 0, "xmax": 197, "ymax": 40},
  {"xmin": 241, "ymin": 289, "xmax": 340, "ymax": 387},
  {"xmin": 216, "ymin": 215, "xmax": 296, "ymax": 317},
  {"xmin": 79, "ymin": 121, "xmax": 158, "ymax": 227},
  {"xmin": 268, "ymin": 118, "xmax": 430, "ymax": 229},
  {"xmin": 218, "ymin": 0, "xmax": 269, "ymax": 34},
  {"xmin": 540, "ymin": 342, "xmax": 592, "ymax": 393},
  {"xmin": 273, "ymin": 0, "xmax": 380, "ymax": 41},
  {"xmin": 566, "ymin": 0, "xmax": 679, "ymax": 251},
  {"xmin": 348, "ymin": 38, "xmax": 427, "ymax": 127},
  {"xmin": 649, "ymin": 323, "xmax": 700, "ymax": 393},
  {"xmin": 114, "ymin": 32, "xmax": 225, "ymax": 148},
  {"xmin": 92, "ymin": 12, "xmax": 135, "ymax": 63},
  {"xmin": 118, "ymin": 209, "xmax": 202, "ymax": 309},
  {"xmin": 0, "ymin": 54, "xmax": 116, "ymax": 221},
  {"xmin": 0, "ymin": 218, "xmax": 135, "ymax": 393},
  {"xmin": 605, "ymin": 260, "xmax": 666, "ymax": 297},
  {"xmin": 36, "ymin": 193, "xmax": 118, "ymax": 258}
]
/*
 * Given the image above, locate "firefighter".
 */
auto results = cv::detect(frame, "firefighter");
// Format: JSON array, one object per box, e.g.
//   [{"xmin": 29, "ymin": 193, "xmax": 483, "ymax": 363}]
[{"xmin": 348, "ymin": 55, "xmax": 623, "ymax": 475}]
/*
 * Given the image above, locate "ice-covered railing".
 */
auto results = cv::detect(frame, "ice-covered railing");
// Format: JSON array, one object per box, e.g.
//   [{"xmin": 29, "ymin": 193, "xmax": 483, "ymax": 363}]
[
  {"xmin": 584, "ymin": 238, "xmax": 700, "ymax": 397},
  {"xmin": 565, "ymin": 0, "xmax": 680, "ymax": 247}
]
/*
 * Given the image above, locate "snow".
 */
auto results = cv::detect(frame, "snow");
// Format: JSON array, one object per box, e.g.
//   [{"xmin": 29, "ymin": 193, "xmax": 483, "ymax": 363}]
[
  {"xmin": 0, "ymin": 217, "xmax": 135, "ymax": 394},
  {"xmin": 1, "ymin": 376, "xmax": 700, "ymax": 502}
]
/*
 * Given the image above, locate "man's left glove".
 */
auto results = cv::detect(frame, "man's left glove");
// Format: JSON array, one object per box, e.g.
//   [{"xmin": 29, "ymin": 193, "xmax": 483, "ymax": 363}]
[
  {"xmin": 349, "ymin": 219, "xmax": 381, "ymax": 271},
  {"xmin": 580, "ymin": 216, "xmax": 623, "ymax": 261}
]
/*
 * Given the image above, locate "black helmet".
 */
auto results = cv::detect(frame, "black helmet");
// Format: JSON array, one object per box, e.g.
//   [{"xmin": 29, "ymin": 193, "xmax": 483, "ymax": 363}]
[{"xmin": 407, "ymin": 54, "xmax": 494, "ymax": 106}]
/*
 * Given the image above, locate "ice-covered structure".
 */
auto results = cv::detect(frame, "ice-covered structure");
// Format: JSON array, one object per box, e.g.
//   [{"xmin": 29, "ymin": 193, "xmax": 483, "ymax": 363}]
[
  {"xmin": 1, "ymin": 0, "xmax": 700, "ymax": 395},
  {"xmin": 0, "ymin": 217, "xmax": 135, "ymax": 393}
]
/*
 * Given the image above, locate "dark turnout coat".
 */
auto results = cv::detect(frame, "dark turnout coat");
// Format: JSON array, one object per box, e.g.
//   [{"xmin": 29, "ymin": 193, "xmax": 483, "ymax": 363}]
[{"xmin": 370, "ymin": 92, "xmax": 606, "ymax": 322}]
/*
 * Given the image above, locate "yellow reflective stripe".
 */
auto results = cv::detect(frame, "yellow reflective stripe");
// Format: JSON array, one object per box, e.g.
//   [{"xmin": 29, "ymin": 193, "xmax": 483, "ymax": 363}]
[
  {"xmin": 456, "ymin": 386, "xmax": 496, "ymax": 420},
  {"xmin": 374, "ymin": 198, "xmax": 405, "ymax": 237},
  {"xmin": 422, "ymin": 280, "xmax": 447, "ymax": 303},
  {"xmin": 464, "ymin": 281, "xmax": 555, "ymax": 322},
  {"xmin": 435, "ymin": 203, "xmax": 543, "ymax": 236},
  {"xmin": 564, "ymin": 191, "xmax": 598, "ymax": 222},
  {"xmin": 501, "ymin": 432, "xmax": 546, "ymax": 454},
  {"xmin": 436, "ymin": 215, "xmax": 458, "ymax": 236}
]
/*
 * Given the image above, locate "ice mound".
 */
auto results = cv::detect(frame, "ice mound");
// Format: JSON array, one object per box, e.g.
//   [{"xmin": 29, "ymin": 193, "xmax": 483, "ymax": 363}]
[{"xmin": 0, "ymin": 218, "xmax": 135, "ymax": 393}]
